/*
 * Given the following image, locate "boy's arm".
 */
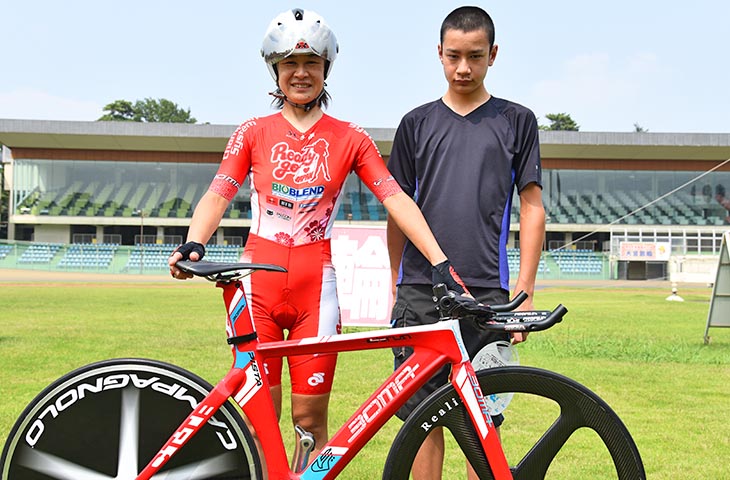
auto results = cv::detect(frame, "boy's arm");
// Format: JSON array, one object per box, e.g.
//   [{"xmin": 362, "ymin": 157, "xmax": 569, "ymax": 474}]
[{"xmin": 513, "ymin": 182, "xmax": 545, "ymax": 343}]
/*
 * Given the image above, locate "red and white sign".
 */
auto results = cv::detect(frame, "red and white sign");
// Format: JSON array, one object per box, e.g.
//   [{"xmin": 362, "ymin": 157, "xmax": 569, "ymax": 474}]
[
  {"xmin": 331, "ymin": 226, "xmax": 392, "ymax": 327},
  {"xmin": 619, "ymin": 242, "xmax": 671, "ymax": 261}
]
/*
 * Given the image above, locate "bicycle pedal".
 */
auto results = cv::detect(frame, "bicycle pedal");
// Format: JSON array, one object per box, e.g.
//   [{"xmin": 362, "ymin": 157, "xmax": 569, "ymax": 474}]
[{"xmin": 292, "ymin": 425, "xmax": 316, "ymax": 472}]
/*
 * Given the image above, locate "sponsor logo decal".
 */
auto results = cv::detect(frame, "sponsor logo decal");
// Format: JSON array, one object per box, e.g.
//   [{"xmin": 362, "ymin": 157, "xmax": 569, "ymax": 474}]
[
  {"xmin": 419, "ymin": 396, "xmax": 461, "ymax": 432},
  {"xmin": 24, "ymin": 374, "xmax": 237, "ymax": 452},
  {"xmin": 213, "ymin": 174, "xmax": 241, "ymax": 189},
  {"xmin": 307, "ymin": 372, "xmax": 326, "ymax": 387},
  {"xmin": 265, "ymin": 208, "xmax": 292, "ymax": 222},
  {"xmin": 270, "ymin": 139, "xmax": 331, "ymax": 184},
  {"xmin": 223, "ymin": 119, "xmax": 256, "ymax": 159},
  {"xmin": 373, "ymin": 175, "xmax": 394, "ymax": 187},
  {"xmin": 266, "ymin": 196, "xmax": 294, "ymax": 209},
  {"xmin": 272, "ymin": 182, "xmax": 325, "ymax": 201},
  {"xmin": 307, "ymin": 446, "xmax": 348, "ymax": 476},
  {"xmin": 233, "ymin": 352, "xmax": 264, "ymax": 406},
  {"xmin": 346, "ymin": 364, "xmax": 420, "ymax": 443}
]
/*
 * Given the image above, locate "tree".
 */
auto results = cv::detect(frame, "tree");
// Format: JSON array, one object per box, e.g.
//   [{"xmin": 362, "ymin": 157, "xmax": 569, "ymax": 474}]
[
  {"xmin": 98, "ymin": 100, "xmax": 136, "ymax": 121},
  {"xmin": 98, "ymin": 98, "xmax": 197, "ymax": 123},
  {"xmin": 539, "ymin": 113, "xmax": 580, "ymax": 131}
]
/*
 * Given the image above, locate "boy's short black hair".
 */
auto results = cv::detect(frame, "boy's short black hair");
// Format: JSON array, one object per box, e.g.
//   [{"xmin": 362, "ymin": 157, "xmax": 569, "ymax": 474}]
[{"xmin": 440, "ymin": 6, "xmax": 495, "ymax": 48}]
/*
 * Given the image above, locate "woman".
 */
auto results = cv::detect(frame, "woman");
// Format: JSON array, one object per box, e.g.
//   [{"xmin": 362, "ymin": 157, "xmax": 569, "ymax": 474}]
[{"xmin": 169, "ymin": 8, "xmax": 463, "ymax": 466}]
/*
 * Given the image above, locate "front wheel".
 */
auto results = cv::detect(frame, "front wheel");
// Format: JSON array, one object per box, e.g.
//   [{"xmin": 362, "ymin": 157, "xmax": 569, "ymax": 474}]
[
  {"xmin": 0, "ymin": 358, "xmax": 262, "ymax": 479},
  {"xmin": 382, "ymin": 366, "xmax": 645, "ymax": 479}
]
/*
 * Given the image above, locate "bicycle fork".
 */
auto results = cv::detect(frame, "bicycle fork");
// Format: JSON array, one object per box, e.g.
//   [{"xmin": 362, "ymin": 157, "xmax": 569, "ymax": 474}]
[{"xmin": 452, "ymin": 361, "xmax": 513, "ymax": 479}]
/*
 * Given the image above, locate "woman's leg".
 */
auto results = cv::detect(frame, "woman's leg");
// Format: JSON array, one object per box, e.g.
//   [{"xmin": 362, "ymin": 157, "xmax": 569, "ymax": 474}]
[{"xmin": 290, "ymin": 391, "xmax": 331, "ymax": 463}]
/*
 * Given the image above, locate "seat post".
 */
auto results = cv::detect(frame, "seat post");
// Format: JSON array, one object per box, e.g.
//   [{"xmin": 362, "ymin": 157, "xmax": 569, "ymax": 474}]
[{"xmin": 218, "ymin": 280, "xmax": 258, "ymax": 364}]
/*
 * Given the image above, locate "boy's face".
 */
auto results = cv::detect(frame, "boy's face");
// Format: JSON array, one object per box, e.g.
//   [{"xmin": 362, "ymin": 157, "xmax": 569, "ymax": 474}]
[{"xmin": 438, "ymin": 28, "xmax": 497, "ymax": 96}]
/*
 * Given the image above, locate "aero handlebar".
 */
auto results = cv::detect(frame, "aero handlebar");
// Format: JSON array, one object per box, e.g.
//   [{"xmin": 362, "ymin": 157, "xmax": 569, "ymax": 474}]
[{"xmin": 433, "ymin": 284, "xmax": 567, "ymax": 333}]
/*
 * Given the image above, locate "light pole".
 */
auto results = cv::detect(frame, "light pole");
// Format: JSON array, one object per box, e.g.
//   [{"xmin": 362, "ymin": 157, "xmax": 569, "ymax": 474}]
[
  {"xmin": 0, "ymin": 163, "xmax": 5, "ymax": 239},
  {"xmin": 136, "ymin": 209, "xmax": 145, "ymax": 274}
]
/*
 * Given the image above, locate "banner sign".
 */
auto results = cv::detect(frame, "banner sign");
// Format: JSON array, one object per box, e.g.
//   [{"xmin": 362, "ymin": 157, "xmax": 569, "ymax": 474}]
[
  {"xmin": 619, "ymin": 242, "xmax": 671, "ymax": 261},
  {"xmin": 331, "ymin": 225, "xmax": 392, "ymax": 327}
]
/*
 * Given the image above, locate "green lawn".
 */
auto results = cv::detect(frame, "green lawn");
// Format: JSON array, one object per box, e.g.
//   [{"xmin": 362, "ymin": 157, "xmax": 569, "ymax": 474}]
[{"xmin": 1, "ymin": 278, "xmax": 728, "ymax": 478}]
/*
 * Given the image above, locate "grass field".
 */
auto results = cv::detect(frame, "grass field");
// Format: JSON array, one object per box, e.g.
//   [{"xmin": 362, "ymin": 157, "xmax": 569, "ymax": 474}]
[{"xmin": 1, "ymin": 273, "xmax": 729, "ymax": 478}]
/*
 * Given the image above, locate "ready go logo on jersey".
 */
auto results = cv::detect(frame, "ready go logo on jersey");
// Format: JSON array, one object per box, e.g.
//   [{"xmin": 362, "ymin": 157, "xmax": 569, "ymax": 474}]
[{"xmin": 270, "ymin": 139, "xmax": 332, "ymax": 184}]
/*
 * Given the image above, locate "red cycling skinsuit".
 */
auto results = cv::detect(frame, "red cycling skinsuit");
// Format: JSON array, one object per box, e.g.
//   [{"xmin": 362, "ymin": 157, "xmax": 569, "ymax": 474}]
[{"xmin": 209, "ymin": 113, "xmax": 401, "ymax": 395}]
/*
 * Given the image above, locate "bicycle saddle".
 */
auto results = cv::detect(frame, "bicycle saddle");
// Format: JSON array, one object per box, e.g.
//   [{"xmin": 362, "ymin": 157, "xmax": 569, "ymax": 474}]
[{"xmin": 177, "ymin": 260, "xmax": 287, "ymax": 279}]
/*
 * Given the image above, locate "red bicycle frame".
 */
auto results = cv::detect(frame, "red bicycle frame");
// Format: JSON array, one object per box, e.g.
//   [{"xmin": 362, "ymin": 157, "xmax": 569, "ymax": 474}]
[{"xmin": 137, "ymin": 277, "xmax": 512, "ymax": 479}]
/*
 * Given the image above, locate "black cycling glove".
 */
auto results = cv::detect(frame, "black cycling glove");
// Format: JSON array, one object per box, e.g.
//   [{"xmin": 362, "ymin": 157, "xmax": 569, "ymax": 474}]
[
  {"xmin": 174, "ymin": 241, "xmax": 206, "ymax": 261},
  {"xmin": 431, "ymin": 259, "xmax": 467, "ymax": 295}
]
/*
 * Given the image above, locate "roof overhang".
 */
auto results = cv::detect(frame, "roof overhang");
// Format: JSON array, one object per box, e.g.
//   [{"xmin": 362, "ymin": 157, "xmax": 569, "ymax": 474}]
[{"xmin": 1, "ymin": 119, "xmax": 730, "ymax": 161}]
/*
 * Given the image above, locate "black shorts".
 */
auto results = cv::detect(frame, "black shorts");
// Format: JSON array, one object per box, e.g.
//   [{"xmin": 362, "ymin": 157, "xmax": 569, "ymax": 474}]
[{"xmin": 391, "ymin": 284, "xmax": 509, "ymax": 424}]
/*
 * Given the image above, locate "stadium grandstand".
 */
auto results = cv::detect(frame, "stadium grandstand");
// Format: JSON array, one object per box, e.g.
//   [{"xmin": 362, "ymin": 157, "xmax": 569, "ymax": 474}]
[{"xmin": 2, "ymin": 118, "xmax": 730, "ymax": 282}]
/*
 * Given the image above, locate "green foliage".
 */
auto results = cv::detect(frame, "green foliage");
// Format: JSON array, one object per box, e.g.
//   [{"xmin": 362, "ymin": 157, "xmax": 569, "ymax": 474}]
[
  {"xmin": 1, "ymin": 281, "xmax": 728, "ymax": 478},
  {"xmin": 98, "ymin": 97, "xmax": 197, "ymax": 123},
  {"xmin": 539, "ymin": 112, "xmax": 580, "ymax": 131},
  {"xmin": 97, "ymin": 99, "xmax": 136, "ymax": 121}
]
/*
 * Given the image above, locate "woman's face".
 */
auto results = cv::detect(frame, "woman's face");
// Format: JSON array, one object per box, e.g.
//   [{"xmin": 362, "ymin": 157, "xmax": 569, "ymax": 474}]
[{"xmin": 276, "ymin": 54, "xmax": 326, "ymax": 106}]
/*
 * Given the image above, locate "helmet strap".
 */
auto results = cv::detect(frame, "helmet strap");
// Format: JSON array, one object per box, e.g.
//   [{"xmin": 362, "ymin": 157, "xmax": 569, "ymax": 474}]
[{"xmin": 269, "ymin": 86, "xmax": 326, "ymax": 112}]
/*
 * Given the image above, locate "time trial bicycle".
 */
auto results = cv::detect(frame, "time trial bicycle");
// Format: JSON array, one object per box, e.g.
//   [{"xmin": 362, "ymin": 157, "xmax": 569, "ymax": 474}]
[{"xmin": 0, "ymin": 260, "xmax": 645, "ymax": 479}]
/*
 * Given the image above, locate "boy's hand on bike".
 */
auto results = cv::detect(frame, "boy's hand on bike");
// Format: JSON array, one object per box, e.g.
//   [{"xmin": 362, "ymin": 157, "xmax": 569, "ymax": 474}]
[
  {"xmin": 511, "ymin": 331, "xmax": 529, "ymax": 344},
  {"xmin": 510, "ymin": 291, "xmax": 534, "ymax": 344},
  {"xmin": 168, "ymin": 241, "xmax": 206, "ymax": 279},
  {"xmin": 431, "ymin": 259, "xmax": 470, "ymax": 296}
]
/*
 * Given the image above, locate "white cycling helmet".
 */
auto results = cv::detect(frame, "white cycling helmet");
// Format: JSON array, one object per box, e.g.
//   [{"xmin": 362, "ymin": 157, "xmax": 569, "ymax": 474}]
[{"xmin": 261, "ymin": 8, "xmax": 339, "ymax": 81}]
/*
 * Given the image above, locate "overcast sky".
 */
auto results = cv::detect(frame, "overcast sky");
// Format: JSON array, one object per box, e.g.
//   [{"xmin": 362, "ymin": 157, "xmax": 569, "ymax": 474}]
[{"xmin": 2, "ymin": 1, "xmax": 728, "ymax": 133}]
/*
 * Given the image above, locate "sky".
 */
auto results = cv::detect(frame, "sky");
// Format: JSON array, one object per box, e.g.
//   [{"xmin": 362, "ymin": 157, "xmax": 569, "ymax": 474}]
[{"xmin": 1, "ymin": 1, "xmax": 728, "ymax": 133}]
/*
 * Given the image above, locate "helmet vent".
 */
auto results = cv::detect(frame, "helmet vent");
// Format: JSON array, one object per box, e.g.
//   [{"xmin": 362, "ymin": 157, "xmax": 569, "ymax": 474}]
[{"xmin": 262, "ymin": 8, "xmax": 338, "ymax": 81}]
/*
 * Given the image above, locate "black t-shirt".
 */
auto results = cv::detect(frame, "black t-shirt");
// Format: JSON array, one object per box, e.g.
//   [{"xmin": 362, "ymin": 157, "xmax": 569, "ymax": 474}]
[{"xmin": 389, "ymin": 96, "xmax": 542, "ymax": 290}]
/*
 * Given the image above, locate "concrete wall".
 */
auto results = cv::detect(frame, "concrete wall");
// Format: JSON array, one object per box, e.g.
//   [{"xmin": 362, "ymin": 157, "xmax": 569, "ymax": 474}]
[{"xmin": 33, "ymin": 224, "xmax": 70, "ymax": 244}]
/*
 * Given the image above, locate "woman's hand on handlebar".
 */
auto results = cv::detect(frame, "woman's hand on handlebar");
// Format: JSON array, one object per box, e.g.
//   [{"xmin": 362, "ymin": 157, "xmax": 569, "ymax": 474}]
[{"xmin": 168, "ymin": 242, "xmax": 206, "ymax": 280}]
